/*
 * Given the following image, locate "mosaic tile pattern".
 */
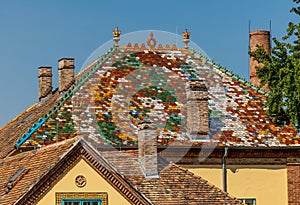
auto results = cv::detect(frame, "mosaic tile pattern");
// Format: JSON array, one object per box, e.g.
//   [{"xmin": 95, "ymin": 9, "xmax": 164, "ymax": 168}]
[
  {"xmin": 20, "ymin": 47, "xmax": 299, "ymax": 148},
  {"xmin": 91, "ymin": 51, "xmax": 191, "ymax": 146},
  {"xmin": 22, "ymin": 99, "xmax": 76, "ymax": 147}
]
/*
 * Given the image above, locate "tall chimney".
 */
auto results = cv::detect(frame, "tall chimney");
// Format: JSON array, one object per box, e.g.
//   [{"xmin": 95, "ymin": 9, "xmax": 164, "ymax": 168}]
[
  {"xmin": 138, "ymin": 122, "xmax": 159, "ymax": 178},
  {"xmin": 38, "ymin": 66, "xmax": 52, "ymax": 101},
  {"xmin": 58, "ymin": 58, "xmax": 75, "ymax": 93},
  {"xmin": 249, "ymin": 30, "xmax": 270, "ymax": 87},
  {"xmin": 186, "ymin": 80, "xmax": 209, "ymax": 140}
]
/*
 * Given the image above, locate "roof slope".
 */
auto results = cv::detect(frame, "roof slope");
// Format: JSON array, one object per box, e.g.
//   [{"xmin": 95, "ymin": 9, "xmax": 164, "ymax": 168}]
[
  {"xmin": 1, "ymin": 33, "xmax": 299, "ymax": 159},
  {"xmin": 0, "ymin": 48, "xmax": 115, "ymax": 158},
  {"xmin": 0, "ymin": 138, "xmax": 152, "ymax": 205},
  {"xmin": 0, "ymin": 138, "xmax": 76, "ymax": 204},
  {"xmin": 20, "ymin": 47, "xmax": 296, "ymax": 148},
  {"xmin": 0, "ymin": 138, "xmax": 243, "ymax": 204},
  {"xmin": 101, "ymin": 150, "xmax": 243, "ymax": 205},
  {"xmin": 0, "ymin": 92, "xmax": 59, "ymax": 159}
]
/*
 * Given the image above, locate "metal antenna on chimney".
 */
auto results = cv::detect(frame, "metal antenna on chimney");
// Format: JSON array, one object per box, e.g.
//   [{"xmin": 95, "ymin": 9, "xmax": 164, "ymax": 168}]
[
  {"xmin": 248, "ymin": 20, "xmax": 251, "ymax": 52},
  {"xmin": 248, "ymin": 20, "xmax": 251, "ymax": 80},
  {"xmin": 269, "ymin": 20, "xmax": 272, "ymax": 49}
]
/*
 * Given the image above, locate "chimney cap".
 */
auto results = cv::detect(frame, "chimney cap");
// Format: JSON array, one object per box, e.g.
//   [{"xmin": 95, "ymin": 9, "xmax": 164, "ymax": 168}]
[
  {"xmin": 250, "ymin": 30, "xmax": 270, "ymax": 35},
  {"xmin": 186, "ymin": 80, "xmax": 207, "ymax": 91},
  {"xmin": 58, "ymin": 58, "xmax": 75, "ymax": 70},
  {"xmin": 58, "ymin": 57, "xmax": 74, "ymax": 62},
  {"xmin": 38, "ymin": 66, "xmax": 52, "ymax": 69},
  {"xmin": 138, "ymin": 121, "xmax": 157, "ymax": 130}
]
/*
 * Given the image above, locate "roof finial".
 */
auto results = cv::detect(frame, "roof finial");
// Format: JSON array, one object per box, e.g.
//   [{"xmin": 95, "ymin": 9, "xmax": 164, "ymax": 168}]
[
  {"xmin": 112, "ymin": 26, "xmax": 121, "ymax": 47},
  {"xmin": 182, "ymin": 28, "xmax": 190, "ymax": 49},
  {"xmin": 147, "ymin": 32, "xmax": 157, "ymax": 50}
]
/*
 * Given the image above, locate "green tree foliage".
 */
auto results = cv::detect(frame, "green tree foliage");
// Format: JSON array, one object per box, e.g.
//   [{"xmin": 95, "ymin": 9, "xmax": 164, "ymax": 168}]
[{"xmin": 249, "ymin": 0, "xmax": 300, "ymax": 130}]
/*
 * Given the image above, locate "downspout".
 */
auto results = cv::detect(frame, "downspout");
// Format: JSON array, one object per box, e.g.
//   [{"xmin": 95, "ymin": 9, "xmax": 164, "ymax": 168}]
[{"xmin": 222, "ymin": 146, "xmax": 228, "ymax": 192}]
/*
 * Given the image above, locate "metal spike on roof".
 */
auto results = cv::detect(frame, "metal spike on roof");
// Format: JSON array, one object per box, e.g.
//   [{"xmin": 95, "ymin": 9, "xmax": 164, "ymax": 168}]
[
  {"xmin": 9, "ymin": 168, "xmax": 25, "ymax": 183},
  {"xmin": 6, "ymin": 168, "xmax": 28, "ymax": 193}
]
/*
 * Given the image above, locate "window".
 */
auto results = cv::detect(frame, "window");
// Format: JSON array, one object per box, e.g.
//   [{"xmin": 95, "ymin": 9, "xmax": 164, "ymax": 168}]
[
  {"xmin": 61, "ymin": 198, "xmax": 102, "ymax": 205},
  {"xmin": 238, "ymin": 198, "xmax": 256, "ymax": 205},
  {"xmin": 56, "ymin": 193, "xmax": 107, "ymax": 205}
]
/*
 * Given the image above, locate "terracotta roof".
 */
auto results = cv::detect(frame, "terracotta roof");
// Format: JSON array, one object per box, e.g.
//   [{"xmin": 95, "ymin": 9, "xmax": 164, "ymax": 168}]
[
  {"xmin": 0, "ymin": 138, "xmax": 243, "ymax": 204},
  {"xmin": 0, "ymin": 92, "xmax": 60, "ymax": 159},
  {"xmin": 0, "ymin": 138, "xmax": 152, "ymax": 205},
  {"xmin": 0, "ymin": 138, "xmax": 77, "ymax": 204},
  {"xmin": 101, "ymin": 150, "xmax": 243, "ymax": 204}
]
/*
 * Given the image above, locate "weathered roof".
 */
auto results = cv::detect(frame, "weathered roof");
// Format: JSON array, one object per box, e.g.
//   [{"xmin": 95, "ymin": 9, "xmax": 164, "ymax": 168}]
[
  {"xmin": 101, "ymin": 150, "xmax": 243, "ymax": 204},
  {"xmin": 0, "ymin": 92, "xmax": 60, "ymax": 159},
  {"xmin": 0, "ymin": 138, "xmax": 243, "ymax": 205},
  {"xmin": 1, "ymin": 32, "xmax": 299, "ymax": 159},
  {"xmin": 0, "ymin": 138, "xmax": 152, "ymax": 205},
  {"xmin": 0, "ymin": 138, "xmax": 76, "ymax": 204}
]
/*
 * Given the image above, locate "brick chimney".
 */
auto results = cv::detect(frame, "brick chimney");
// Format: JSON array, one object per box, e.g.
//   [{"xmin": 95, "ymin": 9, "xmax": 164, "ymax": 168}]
[
  {"xmin": 186, "ymin": 80, "xmax": 209, "ymax": 140},
  {"xmin": 38, "ymin": 66, "xmax": 52, "ymax": 101},
  {"xmin": 287, "ymin": 162, "xmax": 300, "ymax": 204},
  {"xmin": 249, "ymin": 30, "xmax": 270, "ymax": 87},
  {"xmin": 58, "ymin": 58, "xmax": 75, "ymax": 93},
  {"xmin": 138, "ymin": 121, "xmax": 159, "ymax": 178}
]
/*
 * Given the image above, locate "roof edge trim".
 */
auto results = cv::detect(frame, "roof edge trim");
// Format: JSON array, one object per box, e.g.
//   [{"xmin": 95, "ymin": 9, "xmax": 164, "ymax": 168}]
[{"xmin": 189, "ymin": 48, "xmax": 267, "ymax": 95}]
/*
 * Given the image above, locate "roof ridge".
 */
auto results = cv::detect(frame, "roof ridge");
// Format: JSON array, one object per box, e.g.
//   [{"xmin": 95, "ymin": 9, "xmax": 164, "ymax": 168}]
[
  {"xmin": 0, "ymin": 137, "xmax": 80, "ymax": 164},
  {"xmin": 189, "ymin": 48, "xmax": 267, "ymax": 95},
  {"xmin": 13, "ymin": 138, "xmax": 83, "ymax": 205},
  {"xmin": 13, "ymin": 138, "xmax": 153, "ymax": 205},
  {"xmin": 15, "ymin": 47, "xmax": 117, "ymax": 148},
  {"xmin": 39, "ymin": 136, "xmax": 80, "ymax": 151},
  {"xmin": 79, "ymin": 139, "xmax": 153, "ymax": 204}
]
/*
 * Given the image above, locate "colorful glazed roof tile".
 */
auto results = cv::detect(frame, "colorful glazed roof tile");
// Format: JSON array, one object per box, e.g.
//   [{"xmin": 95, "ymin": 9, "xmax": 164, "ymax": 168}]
[{"xmin": 1, "ymin": 32, "xmax": 299, "ymax": 159}]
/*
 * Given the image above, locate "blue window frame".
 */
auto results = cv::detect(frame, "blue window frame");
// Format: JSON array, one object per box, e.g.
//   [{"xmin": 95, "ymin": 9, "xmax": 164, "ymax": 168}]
[
  {"xmin": 238, "ymin": 198, "xmax": 256, "ymax": 205},
  {"xmin": 61, "ymin": 198, "xmax": 102, "ymax": 205}
]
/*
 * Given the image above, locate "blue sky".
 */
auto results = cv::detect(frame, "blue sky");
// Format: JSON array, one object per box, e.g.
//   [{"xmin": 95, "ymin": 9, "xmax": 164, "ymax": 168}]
[{"xmin": 0, "ymin": 0, "xmax": 298, "ymax": 127}]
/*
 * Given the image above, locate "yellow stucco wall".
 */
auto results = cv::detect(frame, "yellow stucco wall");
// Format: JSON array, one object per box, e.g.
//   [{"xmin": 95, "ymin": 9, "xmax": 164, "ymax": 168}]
[
  {"xmin": 37, "ymin": 158, "xmax": 131, "ymax": 205},
  {"xmin": 186, "ymin": 165, "xmax": 287, "ymax": 205}
]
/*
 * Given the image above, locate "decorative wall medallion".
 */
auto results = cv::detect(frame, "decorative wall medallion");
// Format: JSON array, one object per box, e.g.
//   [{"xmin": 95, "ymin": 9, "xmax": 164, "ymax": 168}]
[{"xmin": 75, "ymin": 175, "xmax": 87, "ymax": 188}]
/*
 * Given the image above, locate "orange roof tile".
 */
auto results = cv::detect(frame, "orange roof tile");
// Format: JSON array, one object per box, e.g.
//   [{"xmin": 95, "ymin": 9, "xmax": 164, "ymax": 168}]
[{"xmin": 0, "ymin": 138, "xmax": 243, "ymax": 204}]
